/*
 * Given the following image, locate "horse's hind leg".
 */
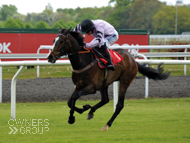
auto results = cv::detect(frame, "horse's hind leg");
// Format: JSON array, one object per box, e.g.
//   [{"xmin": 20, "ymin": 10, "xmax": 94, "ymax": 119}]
[
  {"xmin": 101, "ymin": 83, "xmax": 128, "ymax": 131},
  {"xmin": 102, "ymin": 71, "xmax": 137, "ymax": 131},
  {"xmin": 87, "ymin": 87, "xmax": 109, "ymax": 119}
]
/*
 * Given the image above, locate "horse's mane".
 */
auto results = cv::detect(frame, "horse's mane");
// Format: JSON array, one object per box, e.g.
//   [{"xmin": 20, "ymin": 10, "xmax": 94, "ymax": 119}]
[
  {"xmin": 69, "ymin": 31, "xmax": 85, "ymax": 47},
  {"xmin": 59, "ymin": 28, "xmax": 85, "ymax": 47}
]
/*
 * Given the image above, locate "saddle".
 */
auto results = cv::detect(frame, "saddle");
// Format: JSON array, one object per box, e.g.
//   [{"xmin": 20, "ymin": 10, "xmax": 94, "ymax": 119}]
[{"xmin": 89, "ymin": 48, "xmax": 123, "ymax": 68}]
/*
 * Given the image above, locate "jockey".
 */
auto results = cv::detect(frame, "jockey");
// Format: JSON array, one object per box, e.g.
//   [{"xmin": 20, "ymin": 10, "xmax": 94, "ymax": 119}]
[{"xmin": 73, "ymin": 19, "xmax": 119, "ymax": 71}]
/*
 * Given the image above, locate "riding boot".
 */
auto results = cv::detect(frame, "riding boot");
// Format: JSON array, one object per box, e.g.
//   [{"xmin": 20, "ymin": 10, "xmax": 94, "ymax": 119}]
[{"xmin": 103, "ymin": 48, "xmax": 115, "ymax": 71}]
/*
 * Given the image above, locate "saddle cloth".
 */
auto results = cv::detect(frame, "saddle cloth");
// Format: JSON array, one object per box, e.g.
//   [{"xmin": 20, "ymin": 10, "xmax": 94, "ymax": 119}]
[{"xmin": 89, "ymin": 48, "xmax": 123, "ymax": 68}]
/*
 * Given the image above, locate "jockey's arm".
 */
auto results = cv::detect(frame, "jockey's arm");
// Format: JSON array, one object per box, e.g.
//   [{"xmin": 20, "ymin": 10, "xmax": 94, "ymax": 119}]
[
  {"xmin": 86, "ymin": 25, "xmax": 105, "ymax": 48},
  {"xmin": 73, "ymin": 24, "xmax": 81, "ymax": 32}
]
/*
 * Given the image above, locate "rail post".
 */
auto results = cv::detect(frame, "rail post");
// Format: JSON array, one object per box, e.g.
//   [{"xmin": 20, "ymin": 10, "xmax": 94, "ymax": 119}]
[
  {"xmin": 37, "ymin": 46, "xmax": 52, "ymax": 78},
  {"xmin": 184, "ymin": 48, "xmax": 187, "ymax": 75},
  {"xmin": 11, "ymin": 66, "xmax": 25, "ymax": 119},
  {"xmin": 113, "ymin": 81, "xmax": 119, "ymax": 111},
  {"xmin": 0, "ymin": 59, "xmax": 2, "ymax": 103}
]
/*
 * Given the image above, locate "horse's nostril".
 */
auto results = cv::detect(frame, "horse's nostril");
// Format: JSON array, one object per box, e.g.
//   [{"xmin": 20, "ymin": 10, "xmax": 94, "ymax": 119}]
[
  {"xmin": 47, "ymin": 55, "xmax": 53, "ymax": 62},
  {"xmin": 47, "ymin": 55, "xmax": 57, "ymax": 63}
]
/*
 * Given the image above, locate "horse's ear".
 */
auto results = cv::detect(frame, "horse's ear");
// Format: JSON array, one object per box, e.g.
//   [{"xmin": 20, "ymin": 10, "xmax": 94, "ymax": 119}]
[
  {"xmin": 58, "ymin": 27, "xmax": 62, "ymax": 33},
  {"xmin": 64, "ymin": 28, "xmax": 72, "ymax": 35}
]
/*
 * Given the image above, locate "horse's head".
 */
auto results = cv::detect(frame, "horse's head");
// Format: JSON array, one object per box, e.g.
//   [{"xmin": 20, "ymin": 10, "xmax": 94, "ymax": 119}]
[{"xmin": 47, "ymin": 27, "xmax": 72, "ymax": 63}]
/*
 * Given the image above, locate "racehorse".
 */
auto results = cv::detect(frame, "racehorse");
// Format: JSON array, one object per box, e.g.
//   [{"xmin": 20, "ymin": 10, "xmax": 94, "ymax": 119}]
[{"xmin": 47, "ymin": 28, "xmax": 170, "ymax": 131}]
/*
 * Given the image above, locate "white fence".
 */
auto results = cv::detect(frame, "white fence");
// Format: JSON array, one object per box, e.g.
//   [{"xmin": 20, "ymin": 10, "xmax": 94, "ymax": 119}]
[
  {"xmin": 110, "ymin": 44, "xmax": 190, "ymax": 111},
  {"xmin": 38, "ymin": 44, "xmax": 190, "ymax": 77},
  {"xmin": 0, "ymin": 44, "xmax": 190, "ymax": 118},
  {"xmin": 150, "ymin": 35, "xmax": 190, "ymax": 43},
  {"xmin": 0, "ymin": 59, "xmax": 190, "ymax": 119}
]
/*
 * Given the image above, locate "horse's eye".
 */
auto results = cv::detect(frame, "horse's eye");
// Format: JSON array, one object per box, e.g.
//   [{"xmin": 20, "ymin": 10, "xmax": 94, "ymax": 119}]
[{"xmin": 60, "ymin": 40, "xmax": 64, "ymax": 44}]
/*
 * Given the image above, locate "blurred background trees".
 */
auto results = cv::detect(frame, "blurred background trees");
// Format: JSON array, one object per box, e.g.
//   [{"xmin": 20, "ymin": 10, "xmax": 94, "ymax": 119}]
[{"xmin": 0, "ymin": 0, "xmax": 190, "ymax": 34}]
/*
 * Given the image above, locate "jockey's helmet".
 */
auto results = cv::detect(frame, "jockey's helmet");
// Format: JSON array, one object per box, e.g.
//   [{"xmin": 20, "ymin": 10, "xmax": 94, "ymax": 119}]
[{"xmin": 80, "ymin": 19, "xmax": 94, "ymax": 33}]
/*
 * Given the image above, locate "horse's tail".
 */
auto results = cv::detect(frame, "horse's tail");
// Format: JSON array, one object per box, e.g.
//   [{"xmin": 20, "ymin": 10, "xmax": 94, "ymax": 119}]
[{"xmin": 136, "ymin": 62, "xmax": 170, "ymax": 80}]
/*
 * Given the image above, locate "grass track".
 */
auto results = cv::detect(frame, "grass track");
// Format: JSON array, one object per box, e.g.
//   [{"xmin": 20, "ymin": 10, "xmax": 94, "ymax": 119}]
[{"xmin": 0, "ymin": 98, "xmax": 190, "ymax": 143}]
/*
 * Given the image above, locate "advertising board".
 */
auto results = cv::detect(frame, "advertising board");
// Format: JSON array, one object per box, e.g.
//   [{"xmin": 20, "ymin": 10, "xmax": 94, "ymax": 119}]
[{"xmin": 0, "ymin": 29, "xmax": 149, "ymax": 56}]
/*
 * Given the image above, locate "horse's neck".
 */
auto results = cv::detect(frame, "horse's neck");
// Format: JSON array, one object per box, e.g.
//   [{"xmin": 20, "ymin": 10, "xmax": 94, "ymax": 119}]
[
  {"xmin": 68, "ymin": 33, "xmax": 94, "ymax": 70},
  {"xmin": 69, "ymin": 52, "xmax": 94, "ymax": 70}
]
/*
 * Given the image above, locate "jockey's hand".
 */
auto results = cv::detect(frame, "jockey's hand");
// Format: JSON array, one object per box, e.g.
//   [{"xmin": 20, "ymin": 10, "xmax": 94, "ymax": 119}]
[
  {"xmin": 83, "ymin": 42, "xmax": 86, "ymax": 48},
  {"xmin": 80, "ymin": 43, "xmax": 87, "ymax": 49}
]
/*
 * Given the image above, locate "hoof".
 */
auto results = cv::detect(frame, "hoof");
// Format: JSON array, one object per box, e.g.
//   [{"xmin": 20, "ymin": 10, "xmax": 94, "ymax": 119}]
[
  {"xmin": 83, "ymin": 104, "xmax": 91, "ymax": 111},
  {"xmin": 101, "ymin": 125, "xmax": 109, "ymax": 131},
  {"xmin": 68, "ymin": 116, "xmax": 75, "ymax": 124},
  {"xmin": 87, "ymin": 113, "xmax": 94, "ymax": 120}
]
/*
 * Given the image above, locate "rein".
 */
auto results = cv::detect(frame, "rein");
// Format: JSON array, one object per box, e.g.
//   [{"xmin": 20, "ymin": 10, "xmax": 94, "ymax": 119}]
[
  {"xmin": 72, "ymin": 59, "xmax": 98, "ymax": 73},
  {"xmin": 71, "ymin": 46, "xmax": 96, "ymax": 73},
  {"xmin": 67, "ymin": 47, "xmax": 91, "ymax": 56}
]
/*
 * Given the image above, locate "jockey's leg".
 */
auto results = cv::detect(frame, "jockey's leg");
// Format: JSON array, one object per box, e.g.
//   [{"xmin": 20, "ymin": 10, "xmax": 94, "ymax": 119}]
[{"xmin": 101, "ymin": 44, "xmax": 115, "ymax": 71}]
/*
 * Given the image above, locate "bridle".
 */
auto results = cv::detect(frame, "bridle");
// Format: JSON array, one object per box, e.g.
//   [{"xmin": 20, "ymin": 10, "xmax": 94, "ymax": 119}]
[
  {"xmin": 51, "ymin": 33, "xmax": 90, "ymax": 59},
  {"xmin": 49, "ymin": 31, "xmax": 97, "ymax": 73},
  {"xmin": 51, "ymin": 33, "xmax": 69, "ymax": 59}
]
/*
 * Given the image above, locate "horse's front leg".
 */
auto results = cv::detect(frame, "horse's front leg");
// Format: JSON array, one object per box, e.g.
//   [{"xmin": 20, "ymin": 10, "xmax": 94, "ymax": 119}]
[
  {"xmin": 87, "ymin": 87, "xmax": 109, "ymax": 119},
  {"xmin": 67, "ymin": 88, "xmax": 91, "ymax": 114},
  {"xmin": 67, "ymin": 84, "xmax": 95, "ymax": 124}
]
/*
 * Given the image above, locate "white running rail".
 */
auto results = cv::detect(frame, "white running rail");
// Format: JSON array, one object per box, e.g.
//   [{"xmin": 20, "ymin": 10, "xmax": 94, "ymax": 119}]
[{"xmin": 0, "ymin": 60, "xmax": 190, "ymax": 118}]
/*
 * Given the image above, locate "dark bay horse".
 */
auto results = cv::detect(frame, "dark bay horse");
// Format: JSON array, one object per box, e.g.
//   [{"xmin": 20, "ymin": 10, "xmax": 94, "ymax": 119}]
[{"xmin": 47, "ymin": 28, "xmax": 170, "ymax": 131}]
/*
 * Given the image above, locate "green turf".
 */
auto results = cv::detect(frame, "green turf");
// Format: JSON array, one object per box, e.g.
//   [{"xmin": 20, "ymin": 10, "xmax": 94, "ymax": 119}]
[
  {"xmin": 2, "ymin": 65, "xmax": 72, "ymax": 79},
  {"xmin": 0, "ymin": 98, "xmax": 190, "ymax": 143}
]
